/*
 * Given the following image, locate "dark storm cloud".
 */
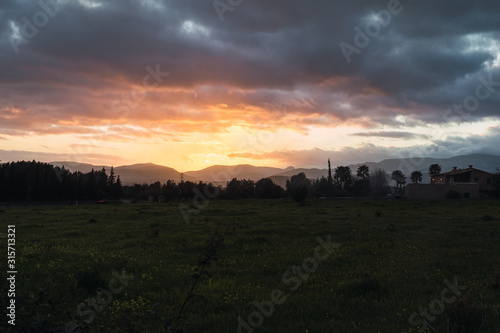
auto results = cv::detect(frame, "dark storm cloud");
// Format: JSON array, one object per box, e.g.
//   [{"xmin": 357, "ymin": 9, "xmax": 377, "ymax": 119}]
[
  {"xmin": 1, "ymin": 0, "xmax": 500, "ymax": 134},
  {"xmin": 351, "ymin": 131, "xmax": 428, "ymax": 140}
]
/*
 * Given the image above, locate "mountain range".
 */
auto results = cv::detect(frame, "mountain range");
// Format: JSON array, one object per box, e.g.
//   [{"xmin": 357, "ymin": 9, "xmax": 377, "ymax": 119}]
[{"xmin": 50, "ymin": 154, "xmax": 500, "ymax": 187}]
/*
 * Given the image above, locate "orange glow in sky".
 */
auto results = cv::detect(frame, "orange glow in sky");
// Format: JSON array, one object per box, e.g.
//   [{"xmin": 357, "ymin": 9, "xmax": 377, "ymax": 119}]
[{"xmin": 1, "ymin": 1, "xmax": 499, "ymax": 170}]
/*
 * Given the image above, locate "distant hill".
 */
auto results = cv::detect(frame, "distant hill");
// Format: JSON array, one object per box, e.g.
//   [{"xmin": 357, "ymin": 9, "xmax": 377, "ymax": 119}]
[
  {"xmin": 50, "ymin": 161, "xmax": 195, "ymax": 186},
  {"xmin": 50, "ymin": 154, "xmax": 500, "ymax": 187},
  {"xmin": 273, "ymin": 168, "xmax": 328, "ymax": 179},
  {"xmin": 50, "ymin": 161, "xmax": 107, "ymax": 174},
  {"xmin": 114, "ymin": 163, "xmax": 196, "ymax": 185},
  {"xmin": 268, "ymin": 175, "xmax": 290, "ymax": 189},
  {"xmin": 185, "ymin": 164, "xmax": 295, "ymax": 186}
]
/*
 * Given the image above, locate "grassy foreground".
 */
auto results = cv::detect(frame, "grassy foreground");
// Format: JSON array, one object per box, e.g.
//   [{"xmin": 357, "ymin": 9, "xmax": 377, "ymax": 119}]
[{"xmin": 1, "ymin": 199, "xmax": 500, "ymax": 332}]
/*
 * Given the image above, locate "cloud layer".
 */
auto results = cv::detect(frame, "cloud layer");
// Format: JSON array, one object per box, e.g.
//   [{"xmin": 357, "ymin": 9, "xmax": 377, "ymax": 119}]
[{"xmin": 1, "ymin": 0, "xmax": 499, "ymax": 168}]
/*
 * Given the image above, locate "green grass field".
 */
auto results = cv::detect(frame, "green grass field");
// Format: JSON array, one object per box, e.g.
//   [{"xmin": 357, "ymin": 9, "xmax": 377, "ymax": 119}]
[{"xmin": 1, "ymin": 199, "xmax": 500, "ymax": 332}]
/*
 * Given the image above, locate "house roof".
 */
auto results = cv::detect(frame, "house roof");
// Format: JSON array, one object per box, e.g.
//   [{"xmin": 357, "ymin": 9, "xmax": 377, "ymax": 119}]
[{"xmin": 434, "ymin": 167, "xmax": 494, "ymax": 177}]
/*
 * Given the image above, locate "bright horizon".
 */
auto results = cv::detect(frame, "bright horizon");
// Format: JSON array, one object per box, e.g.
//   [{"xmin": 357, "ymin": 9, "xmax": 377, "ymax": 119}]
[
  {"xmin": 1, "ymin": 1, "xmax": 500, "ymax": 171},
  {"xmin": 6, "ymin": 152, "xmax": 499, "ymax": 176}
]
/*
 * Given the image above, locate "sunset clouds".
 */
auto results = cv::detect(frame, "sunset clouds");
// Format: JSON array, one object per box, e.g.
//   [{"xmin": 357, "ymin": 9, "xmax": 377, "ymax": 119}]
[{"xmin": 1, "ymin": 0, "xmax": 499, "ymax": 170}]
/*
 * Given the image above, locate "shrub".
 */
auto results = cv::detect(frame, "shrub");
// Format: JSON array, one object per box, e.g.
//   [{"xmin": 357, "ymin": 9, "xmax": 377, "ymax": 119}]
[
  {"xmin": 291, "ymin": 185, "xmax": 308, "ymax": 205},
  {"xmin": 255, "ymin": 178, "xmax": 284, "ymax": 198}
]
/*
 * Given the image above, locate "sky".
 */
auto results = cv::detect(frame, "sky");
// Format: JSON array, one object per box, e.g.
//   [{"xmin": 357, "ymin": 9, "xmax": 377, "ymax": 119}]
[{"xmin": 1, "ymin": 0, "xmax": 500, "ymax": 171}]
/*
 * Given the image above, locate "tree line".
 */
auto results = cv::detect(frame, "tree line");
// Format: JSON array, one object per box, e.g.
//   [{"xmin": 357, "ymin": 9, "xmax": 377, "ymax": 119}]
[
  {"xmin": 2, "ymin": 160, "xmax": 497, "ymax": 203},
  {"xmin": 0, "ymin": 161, "xmax": 122, "ymax": 202},
  {"xmin": 390, "ymin": 163, "xmax": 442, "ymax": 188},
  {"xmin": 120, "ymin": 161, "xmax": 395, "ymax": 202}
]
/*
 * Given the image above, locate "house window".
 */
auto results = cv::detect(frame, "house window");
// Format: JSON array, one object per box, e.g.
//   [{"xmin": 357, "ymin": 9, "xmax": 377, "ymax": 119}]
[{"xmin": 487, "ymin": 178, "xmax": 491, "ymax": 184}]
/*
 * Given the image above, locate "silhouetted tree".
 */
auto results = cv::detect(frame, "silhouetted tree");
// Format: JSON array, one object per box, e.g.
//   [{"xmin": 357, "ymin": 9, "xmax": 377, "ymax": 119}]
[
  {"xmin": 410, "ymin": 171, "xmax": 423, "ymax": 184},
  {"xmin": 370, "ymin": 168, "xmax": 391, "ymax": 197},
  {"xmin": 327, "ymin": 159, "xmax": 333, "ymax": 184},
  {"xmin": 291, "ymin": 185, "xmax": 308, "ymax": 205},
  {"xmin": 107, "ymin": 166, "xmax": 116, "ymax": 187},
  {"xmin": 241, "ymin": 179, "xmax": 255, "ymax": 198},
  {"xmin": 109, "ymin": 175, "xmax": 122, "ymax": 200},
  {"xmin": 178, "ymin": 181, "xmax": 196, "ymax": 200},
  {"xmin": 96, "ymin": 167, "xmax": 108, "ymax": 198},
  {"xmin": 352, "ymin": 177, "xmax": 371, "ymax": 197},
  {"xmin": 391, "ymin": 170, "xmax": 407, "ymax": 188},
  {"xmin": 86, "ymin": 169, "xmax": 96, "ymax": 199},
  {"xmin": 162, "ymin": 180, "xmax": 179, "ymax": 201},
  {"xmin": 429, "ymin": 164, "xmax": 442, "ymax": 183},
  {"xmin": 356, "ymin": 165, "xmax": 370, "ymax": 179},
  {"xmin": 311, "ymin": 176, "xmax": 337, "ymax": 197},
  {"xmin": 148, "ymin": 181, "xmax": 162, "ymax": 202},
  {"xmin": 334, "ymin": 166, "xmax": 352, "ymax": 190},
  {"xmin": 0, "ymin": 161, "xmax": 122, "ymax": 202},
  {"xmin": 226, "ymin": 178, "xmax": 243, "ymax": 199},
  {"xmin": 224, "ymin": 178, "xmax": 254, "ymax": 199},
  {"xmin": 255, "ymin": 178, "xmax": 284, "ymax": 199},
  {"xmin": 286, "ymin": 172, "xmax": 311, "ymax": 204}
]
